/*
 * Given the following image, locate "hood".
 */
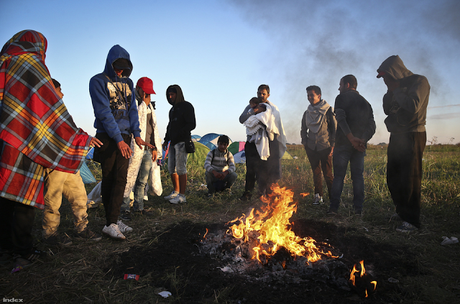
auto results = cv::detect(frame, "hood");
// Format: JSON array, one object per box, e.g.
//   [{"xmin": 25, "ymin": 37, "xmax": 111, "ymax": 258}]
[
  {"xmin": 377, "ymin": 55, "xmax": 413, "ymax": 81},
  {"xmin": 166, "ymin": 84, "xmax": 185, "ymax": 105},
  {"xmin": 103, "ymin": 45, "xmax": 133, "ymax": 78},
  {"xmin": 1, "ymin": 30, "xmax": 47, "ymax": 64}
]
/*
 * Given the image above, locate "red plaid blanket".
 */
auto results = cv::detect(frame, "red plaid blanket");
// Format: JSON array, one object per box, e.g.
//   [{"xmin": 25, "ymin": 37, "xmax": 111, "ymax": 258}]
[{"xmin": 0, "ymin": 30, "xmax": 90, "ymax": 208}]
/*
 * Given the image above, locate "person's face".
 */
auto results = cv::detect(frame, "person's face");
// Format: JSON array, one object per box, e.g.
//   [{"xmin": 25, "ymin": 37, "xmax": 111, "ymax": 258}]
[
  {"xmin": 307, "ymin": 90, "xmax": 321, "ymax": 105},
  {"xmin": 250, "ymin": 101, "xmax": 257, "ymax": 108},
  {"xmin": 257, "ymin": 89, "xmax": 270, "ymax": 103},
  {"xmin": 53, "ymin": 85, "xmax": 64, "ymax": 99},
  {"xmin": 338, "ymin": 79, "xmax": 348, "ymax": 94},
  {"xmin": 217, "ymin": 142, "xmax": 228, "ymax": 152},
  {"xmin": 114, "ymin": 68, "xmax": 123, "ymax": 77},
  {"xmin": 382, "ymin": 74, "xmax": 399, "ymax": 91},
  {"xmin": 167, "ymin": 92, "xmax": 177, "ymax": 105}
]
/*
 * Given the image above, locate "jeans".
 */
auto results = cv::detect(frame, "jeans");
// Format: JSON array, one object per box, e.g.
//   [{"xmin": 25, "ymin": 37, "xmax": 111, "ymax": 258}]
[
  {"xmin": 329, "ymin": 145, "xmax": 365, "ymax": 213},
  {"xmin": 205, "ymin": 171, "xmax": 238, "ymax": 193},
  {"xmin": 96, "ymin": 133, "xmax": 131, "ymax": 226},
  {"xmin": 168, "ymin": 142, "xmax": 188, "ymax": 175},
  {"xmin": 305, "ymin": 146, "xmax": 333, "ymax": 198},
  {"xmin": 387, "ymin": 132, "xmax": 426, "ymax": 228}
]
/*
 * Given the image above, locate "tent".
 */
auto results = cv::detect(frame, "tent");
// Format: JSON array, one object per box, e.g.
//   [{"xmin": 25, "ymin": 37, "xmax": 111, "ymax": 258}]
[
  {"xmin": 228, "ymin": 141, "xmax": 245, "ymax": 155},
  {"xmin": 80, "ymin": 162, "xmax": 97, "ymax": 184},
  {"xmin": 186, "ymin": 142, "xmax": 210, "ymax": 168},
  {"xmin": 198, "ymin": 133, "xmax": 233, "ymax": 150},
  {"xmin": 191, "ymin": 134, "xmax": 201, "ymax": 142}
]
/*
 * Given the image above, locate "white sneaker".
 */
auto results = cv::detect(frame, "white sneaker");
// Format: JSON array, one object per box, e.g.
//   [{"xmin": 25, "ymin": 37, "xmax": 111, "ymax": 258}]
[
  {"xmin": 102, "ymin": 223, "xmax": 126, "ymax": 240},
  {"xmin": 169, "ymin": 194, "xmax": 186, "ymax": 204},
  {"xmin": 313, "ymin": 193, "xmax": 323, "ymax": 205},
  {"xmin": 164, "ymin": 191, "xmax": 179, "ymax": 200},
  {"xmin": 116, "ymin": 220, "xmax": 133, "ymax": 233}
]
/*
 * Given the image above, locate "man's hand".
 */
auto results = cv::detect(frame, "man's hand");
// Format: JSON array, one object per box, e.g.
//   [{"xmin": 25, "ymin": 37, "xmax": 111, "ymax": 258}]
[
  {"xmin": 134, "ymin": 136, "xmax": 154, "ymax": 150},
  {"xmin": 212, "ymin": 170, "xmax": 228, "ymax": 180},
  {"xmin": 89, "ymin": 137, "xmax": 103, "ymax": 148},
  {"xmin": 162, "ymin": 141, "xmax": 168, "ymax": 151},
  {"xmin": 347, "ymin": 133, "xmax": 366, "ymax": 152},
  {"xmin": 151, "ymin": 150, "xmax": 158, "ymax": 162},
  {"xmin": 117, "ymin": 141, "xmax": 133, "ymax": 159},
  {"xmin": 329, "ymin": 146, "xmax": 334, "ymax": 157}
]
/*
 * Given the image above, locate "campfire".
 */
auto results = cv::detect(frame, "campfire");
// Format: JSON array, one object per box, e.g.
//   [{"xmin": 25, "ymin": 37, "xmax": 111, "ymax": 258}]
[
  {"xmin": 227, "ymin": 184, "xmax": 337, "ymax": 264},
  {"xmin": 197, "ymin": 184, "xmax": 377, "ymax": 297}
]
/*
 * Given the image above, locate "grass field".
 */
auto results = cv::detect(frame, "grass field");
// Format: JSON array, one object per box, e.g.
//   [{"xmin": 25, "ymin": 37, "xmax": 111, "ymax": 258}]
[{"xmin": 1, "ymin": 144, "xmax": 459, "ymax": 303}]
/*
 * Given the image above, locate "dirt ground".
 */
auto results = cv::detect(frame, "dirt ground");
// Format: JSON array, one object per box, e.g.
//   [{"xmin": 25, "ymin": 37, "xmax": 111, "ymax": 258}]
[{"xmin": 108, "ymin": 219, "xmax": 419, "ymax": 304}]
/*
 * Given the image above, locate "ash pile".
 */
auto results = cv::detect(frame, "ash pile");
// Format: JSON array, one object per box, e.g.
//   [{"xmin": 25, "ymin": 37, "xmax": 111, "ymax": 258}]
[{"xmin": 196, "ymin": 227, "xmax": 351, "ymax": 291}]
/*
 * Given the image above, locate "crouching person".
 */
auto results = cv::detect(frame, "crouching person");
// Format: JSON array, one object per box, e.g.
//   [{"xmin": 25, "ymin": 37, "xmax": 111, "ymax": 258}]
[{"xmin": 204, "ymin": 135, "xmax": 238, "ymax": 197}]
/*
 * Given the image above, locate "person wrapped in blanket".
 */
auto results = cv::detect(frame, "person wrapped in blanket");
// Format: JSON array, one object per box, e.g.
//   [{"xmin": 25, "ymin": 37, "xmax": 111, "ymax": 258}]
[{"xmin": 0, "ymin": 30, "xmax": 100, "ymax": 268}]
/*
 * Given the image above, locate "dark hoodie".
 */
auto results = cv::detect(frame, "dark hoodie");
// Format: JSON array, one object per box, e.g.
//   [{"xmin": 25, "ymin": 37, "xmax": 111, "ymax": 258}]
[
  {"xmin": 377, "ymin": 55, "xmax": 430, "ymax": 133},
  {"xmin": 164, "ymin": 85, "xmax": 196, "ymax": 146},
  {"xmin": 89, "ymin": 45, "xmax": 140, "ymax": 143}
]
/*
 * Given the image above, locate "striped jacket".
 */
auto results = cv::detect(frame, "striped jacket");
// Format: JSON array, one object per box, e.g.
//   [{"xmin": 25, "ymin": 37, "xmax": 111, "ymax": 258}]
[{"xmin": 204, "ymin": 148, "xmax": 236, "ymax": 173}]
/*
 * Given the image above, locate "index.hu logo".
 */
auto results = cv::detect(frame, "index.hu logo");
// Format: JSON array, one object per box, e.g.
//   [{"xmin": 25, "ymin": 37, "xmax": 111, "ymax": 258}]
[{"xmin": 3, "ymin": 299, "xmax": 23, "ymax": 303}]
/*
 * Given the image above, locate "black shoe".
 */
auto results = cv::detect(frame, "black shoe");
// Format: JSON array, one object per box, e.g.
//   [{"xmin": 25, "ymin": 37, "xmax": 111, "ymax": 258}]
[
  {"xmin": 239, "ymin": 192, "xmax": 252, "ymax": 201},
  {"xmin": 43, "ymin": 233, "xmax": 73, "ymax": 247},
  {"xmin": 119, "ymin": 211, "xmax": 131, "ymax": 221},
  {"xmin": 75, "ymin": 228, "xmax": 102, "ymax": 241}
]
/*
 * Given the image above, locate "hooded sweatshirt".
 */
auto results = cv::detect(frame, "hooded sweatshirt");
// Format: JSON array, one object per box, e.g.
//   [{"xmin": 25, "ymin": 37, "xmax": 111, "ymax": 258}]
[
  {"xmin": 164, "ymin": 85, "xmax": 196, "ymax": 146},
  {"xmin": 89, "ymin": 45, "xmax": 140, "ymax": 143},
  {"xmin": 377, "ymin": 55, "xmax": 430, "ymax": 133}
]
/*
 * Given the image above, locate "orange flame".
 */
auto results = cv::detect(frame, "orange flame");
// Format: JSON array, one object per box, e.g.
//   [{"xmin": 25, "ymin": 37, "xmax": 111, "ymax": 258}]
[
  {"xmin": 227, "ymin": 184, "xmax": 335, "ymax": 263},
  {"xmin": 350, "ymin": 260, "xmax": 377, "ymax": 297},
  {"xmin": 299, "ymin": 192, "xmax": 309, "ymax": 197}
]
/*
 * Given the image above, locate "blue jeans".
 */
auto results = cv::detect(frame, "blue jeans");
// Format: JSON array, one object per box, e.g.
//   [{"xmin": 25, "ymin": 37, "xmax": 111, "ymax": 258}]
[
  {"xmin": 329, "ymin": 145, "xmax": 365, "ymax": 213},
  {"xmin": 121, "ymin": 149, "xmax": 153, "ymax": 212}
]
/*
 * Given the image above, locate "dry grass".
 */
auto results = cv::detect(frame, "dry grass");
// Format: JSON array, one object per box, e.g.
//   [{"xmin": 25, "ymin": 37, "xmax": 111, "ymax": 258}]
[{"xmin": 1, "ymin": 144, "xmax": 459, "ymax": 303}]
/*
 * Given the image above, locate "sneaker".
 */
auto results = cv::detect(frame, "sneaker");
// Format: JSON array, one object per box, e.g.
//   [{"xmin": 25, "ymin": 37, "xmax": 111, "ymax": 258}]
[
  {"xmin": 164, "ymin": 191, "xmax": 179, "ymax": 200},
  {"xmin": 43, "ymin": 233, "xmax": 73, "ymax": 247},
  {"xmin": 313, "ymin": 193, "xmax": 323, "ymax": 205},
  {"xmin": 396, "ymin": 221, "xmax": 418, "ymax": 233},
  {"xmin": 169, "ymin": 194, "xmax": 186, "ymax": 204},
  {"xmin": 102, "ymin": 223, "xmax": 126, "ymax": 240},
  {"xmin": 119, "ymin": 211, "xmax": 131, "ymax": 221},
  {"xmin": 75, "ymin": 228, "xmax": 102, "ymax": 242},
  {"xmin": 116, "ymin": 220, "xmax": 133, "ymax": 233}
]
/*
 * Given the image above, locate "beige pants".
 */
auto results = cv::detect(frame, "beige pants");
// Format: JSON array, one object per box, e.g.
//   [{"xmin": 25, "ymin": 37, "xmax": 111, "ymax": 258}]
[{"xmin": 42, "ymin": 168, "xmax": 88, "ymax": 237}]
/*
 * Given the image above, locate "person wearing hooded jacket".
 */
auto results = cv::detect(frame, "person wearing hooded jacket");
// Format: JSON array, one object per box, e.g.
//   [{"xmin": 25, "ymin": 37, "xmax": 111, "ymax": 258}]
[
  {"xmin": 162, "ymin": 85, "xmax": 196, "ymax": 204},
  {"xmin": 89, "ymin": 45, "xmax": 151, "ymax": 240},
  {"xmin": 301, "ymin": 85, "xmax": 337, "ymax": 205},
  {"xmin": 377, "ymin": 55, "xmax": 430, "ymax": 233}
]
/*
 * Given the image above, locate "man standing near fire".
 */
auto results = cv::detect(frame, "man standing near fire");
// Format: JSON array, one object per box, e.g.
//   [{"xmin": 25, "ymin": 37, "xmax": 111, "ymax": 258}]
[
  {"xmin": 239, "ymin": 84, "xmax": 287, "ymax": 200},
  {"xmin": 377, "ymin": 55, "xmax": 430, "ymax": 233},
  {"xmin": 327, "ymin": 75, "xmax": 375, "ymax": 216}
]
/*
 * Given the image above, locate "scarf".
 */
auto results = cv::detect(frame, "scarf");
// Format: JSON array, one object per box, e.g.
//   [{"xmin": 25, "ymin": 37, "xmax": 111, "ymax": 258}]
[{"xmin": 305, "ymin": 99, "xmax": 331, "ymax": 134}]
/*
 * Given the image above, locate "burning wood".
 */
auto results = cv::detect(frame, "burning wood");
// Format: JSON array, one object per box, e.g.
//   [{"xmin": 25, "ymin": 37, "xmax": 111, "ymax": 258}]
[{"xmin": 227, "ymin": 184, "xmax": 337, "ymax": 264}]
